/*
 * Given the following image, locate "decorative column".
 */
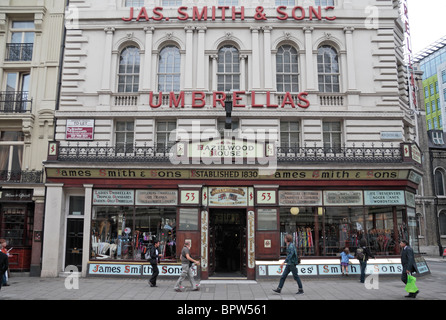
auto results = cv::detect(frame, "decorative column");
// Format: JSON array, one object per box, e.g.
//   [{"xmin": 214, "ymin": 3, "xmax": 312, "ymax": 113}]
[
  {"xmin": 82, "ymin": 184, "xmax": 93, "ymax": 277},
  {"xmin": 263, "ymin": 26, "xmax": 273, "ymax": 90},
  {"xmin": 184, "ymin": 26, "xmax": 194, "ymax": 90},
  {"xmin": 99, "ymin": 27, "xmax": 115, "ymax": 107},
  {"xmin": 142, "ymin": 27, "xmax": 154, "ymax": 92},
  {"xmin": 344, "ymin": 27, "xmax": 357, "ymax": 91},
  {"xmin": 41, "ymin": 183, "xmax": 64, "ymax": 278},
  {"xmin": 251, "ymin": 27, "xmax": 261, "ymax": 90},
  {"xmin": 240, "ymin": 55, "xmax": 247, "ymax": 91},
  {"xmin": 303, "ymin": 27, "xmax": 315, "ymax": 91},
  {"xmin": 211, "ymin": 54, "xmax": 218, "ymax": 91},
  {"xmin": 196, "ymin": 27, "xmax": 207, "ymax": 90}
]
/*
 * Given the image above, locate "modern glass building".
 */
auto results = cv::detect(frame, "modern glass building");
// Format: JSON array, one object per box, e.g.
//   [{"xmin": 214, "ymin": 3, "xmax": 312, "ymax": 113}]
[{"xmin": 415, "ymin": 36, "xmax": 446, "ymax": 131}]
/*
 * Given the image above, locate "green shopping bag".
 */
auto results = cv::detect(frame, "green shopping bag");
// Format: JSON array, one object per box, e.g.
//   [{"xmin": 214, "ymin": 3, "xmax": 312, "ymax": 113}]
[{"xmin": 405, "ymin": 275, "xmax": 418, "ymax": 293}]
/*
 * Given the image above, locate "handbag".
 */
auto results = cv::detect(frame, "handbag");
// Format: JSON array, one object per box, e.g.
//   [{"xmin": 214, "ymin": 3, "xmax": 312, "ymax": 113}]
[{"xmin": 405, "ymin": 274, "xmax": 418, "ymax": 293}]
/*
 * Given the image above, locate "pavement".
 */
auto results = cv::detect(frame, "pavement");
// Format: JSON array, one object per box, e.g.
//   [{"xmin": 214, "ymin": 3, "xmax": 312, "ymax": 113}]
[{"xmin": 1, "ymin": 256, "xmax": 445, "ymax": 302}]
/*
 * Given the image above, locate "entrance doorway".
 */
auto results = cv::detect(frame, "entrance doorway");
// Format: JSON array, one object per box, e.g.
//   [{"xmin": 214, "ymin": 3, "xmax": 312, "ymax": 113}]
[
  {"xmin": 209, "ymin": 209, "xmax": 246, "ymax": 278},
  {"xmin": 65, "ymin": 218, "xmax": 84, "ymax": 271}
]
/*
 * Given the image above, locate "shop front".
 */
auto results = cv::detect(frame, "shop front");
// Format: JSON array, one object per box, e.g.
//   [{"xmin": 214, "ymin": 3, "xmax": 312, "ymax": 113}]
[
  {"xmin": 42, "ymin": 165, "xmax": 429, "ymax": 280},
  {"xmin": 0, "ymin": 188, "xmax": 45, "ymax": 274}
]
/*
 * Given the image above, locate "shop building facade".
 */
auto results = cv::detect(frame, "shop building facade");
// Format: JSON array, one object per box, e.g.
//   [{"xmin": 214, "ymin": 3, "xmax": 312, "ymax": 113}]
[
  {"xmin": 42, "ymin": 0, "xmax": 428, "ymax": 279},
  {"xmin": 0, "ymin": 0, "xmax": 66, "ymax": 275}
]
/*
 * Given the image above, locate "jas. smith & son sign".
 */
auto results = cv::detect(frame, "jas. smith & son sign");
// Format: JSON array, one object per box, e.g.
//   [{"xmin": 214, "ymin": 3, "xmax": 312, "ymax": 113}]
[{"xmin": 122, "ymin": 5, "xmax": 337, "ymax": 22}]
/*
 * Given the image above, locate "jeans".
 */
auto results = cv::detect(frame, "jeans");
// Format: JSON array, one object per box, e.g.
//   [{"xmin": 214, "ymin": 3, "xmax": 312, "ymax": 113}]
[
  {"xmin": 359, "ymin": 261, "xmax": 367, "ymax": 283},
  {"xmin": 278, "ymin": 264, "xmax": 303, "ymax": 290},
  {"xmin": 174, "ymin": 263, "xmax": 197, "ymax": 289},
  {"xmin": 150, "ymin": 262, "xmax": 159, "ymax": 285}
]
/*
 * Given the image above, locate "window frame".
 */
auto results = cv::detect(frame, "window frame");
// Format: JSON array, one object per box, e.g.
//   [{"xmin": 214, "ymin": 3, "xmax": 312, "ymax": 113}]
[
  {"xmin": 322, "ymin": 121, "xmax": 342, "ymax": 151},
  {"xmin": 217, "ymin": 45, "xmax": 241, "ymax": 92},
  {"xmin": 117, "ymin": 46, "xmax": 140, "ymax": 93},
  {"xmin": 156, "ymin": 120, "xmax": 177, "ymax": 151},
  {"xmin": 158, "ymin": 45, "xmax": 181, "ymax": 93},
  {"xmin": 317, "ymin": 45, "xmax": 340, "ymax": 93},
  {"xmin": 280, "ymin": 121, "xmax": 300, "ymax": 150},
  {"xmin": 276, "ymin": 44, "xmax": 299, "ymax": 93},
  {"xmin": 115, "ymin": 120, "xmax": 135, "ymax": 154}
]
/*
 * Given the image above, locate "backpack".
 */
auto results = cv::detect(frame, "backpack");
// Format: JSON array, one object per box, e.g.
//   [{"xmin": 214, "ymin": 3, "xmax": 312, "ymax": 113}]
[
  {"xmin": 145, "ymin": 244, "xmax": 156, "ymax": 261},
  {"xmin": 356, "ymin": 247, "xmax": 365, "ymax": 261}
]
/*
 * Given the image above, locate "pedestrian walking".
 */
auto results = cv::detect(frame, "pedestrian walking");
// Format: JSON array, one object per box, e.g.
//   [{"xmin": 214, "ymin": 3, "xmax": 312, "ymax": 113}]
[
  {"xmin": 0, "ymin": 251, "xmax": 8, "ymax": 291},
  {"xmin": 340, "ymin": 247, "xmax": 354, "ymax": 276},
  {"xmin": 146, "ymin": 240, "xmax": 161, "ymax": 287},
  {"xmin": 400, "ymin": 239, "xmax": 419, "ymax": 298},
  {"xmin": 0, "ymin": 239, "xmax": 10, "ymax": 287},
  {"xmin": 355, "ymin": 239, "xmax": 375, "ymax": 283},
  {"xmin": 174, "ymin": 240, "xmax": 200, "ymax": 292},
  {"xmin": 273, "ymin": 234, "xmax": 304, "ymax": 295}
]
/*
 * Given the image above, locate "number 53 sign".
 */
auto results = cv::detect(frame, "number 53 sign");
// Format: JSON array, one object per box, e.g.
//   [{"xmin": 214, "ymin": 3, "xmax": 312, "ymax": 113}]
[
  {"xmin": 180, "ymin": 190, "xmax": 200, "ymax": 205},
  {"xmin": 256, "ymin": 190, "xmax": 277, "ymax": 205}
]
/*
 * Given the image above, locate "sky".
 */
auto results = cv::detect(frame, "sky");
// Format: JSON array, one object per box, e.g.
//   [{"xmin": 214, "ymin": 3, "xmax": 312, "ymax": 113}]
[{"xmin": 408, "ymin": 0, "xmax": 446, "ymax": 54}]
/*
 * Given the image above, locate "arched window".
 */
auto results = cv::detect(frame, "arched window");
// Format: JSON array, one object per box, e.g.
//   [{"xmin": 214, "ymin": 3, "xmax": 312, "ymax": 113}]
[
  {"xmin": 276, "ymin": 45, "xmax": 299, "ymax": 92},
  {"xmin": 439, "ymin": 211, "xmax": 446, "ymax": 236},
  {"xmin": 317, "ymin": 45, "xmax": 340, "ymax": 93},
  {"xmin": 158, "ymin": 45, "xmax": 181, "ymax": 92},
  {"xmin": 217, "ymin": 45, "xmax": 240, "ymax": 92},
  {"xmin": 118, "ymin": 46, "xmax": 140, "ymax": 93},
  {"xmin": 435, "ymin": 169, "xmax": 445, "ymax": 196}
]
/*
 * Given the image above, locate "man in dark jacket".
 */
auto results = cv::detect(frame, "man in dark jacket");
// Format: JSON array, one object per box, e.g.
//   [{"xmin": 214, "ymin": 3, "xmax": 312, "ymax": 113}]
[
  {"xmin": 147, "ymin": 240, "xmax": 161, "ymax": 287},
  {"xmin": 273, "ymin": 234, "xmax": 304, "ymax": 295},
  {"xmin": 400, "ymin": 239, "xmax": 419, "ymax": 298},
  {"xmin": 355, "ymin": 238, "xmax": 375, "ymax": 283},
  {"xmin": 0, "ymin": 251, "xmax": 8, "ymax": 291}
]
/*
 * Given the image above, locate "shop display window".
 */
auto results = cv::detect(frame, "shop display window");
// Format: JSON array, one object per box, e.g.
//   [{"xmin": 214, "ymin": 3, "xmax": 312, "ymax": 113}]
[
  {"xmin": 178, "ymin": 208, "xmax": 199, "ymax": 231},
  {"xmin": 0, "ymin": 205, "xmax": 33, "ymax": 247},
  {"xmin": 91, "ymin": 206, "xmax": 176, "ymax": 261},
  {"xmin": 257, "ymin": 208, "xmax": 277, "ymax": 231},
  {"xmin": 280, "ymin": 206, "xmax": 407, "ymax": 257},
  {"xmin": 280, "ymin": 207, "xmax": 320, "ymax": 256}
]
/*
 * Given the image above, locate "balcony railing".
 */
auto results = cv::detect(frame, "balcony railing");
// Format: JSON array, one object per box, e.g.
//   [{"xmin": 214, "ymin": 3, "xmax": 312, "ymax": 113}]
[
  {"xmin": 0, "ymin": 91, "xmax": 32, "ymax": 113},
  {"xmin": 57, "ymin": 142, "xmax": 403, "ymax": 164},
  {"xmin": 0, "ymin": 170, "xmax": 43, "ymax": 183},
  {"xmin": 58, "ymin": 143, "xmax": 172, "ymax": 162},
  {"xmin": 5, "ymin": 43, "xmax": 33, "ymax": 61},
  {"xmin": 277, "ymin": 143, "xmax": 402, "ymax": 163}
]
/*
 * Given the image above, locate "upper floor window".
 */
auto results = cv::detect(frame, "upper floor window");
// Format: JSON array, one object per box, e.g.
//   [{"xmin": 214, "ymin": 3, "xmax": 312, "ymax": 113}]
[
  {"xmin": 323, "ymin": 121, "xmax": 342, "ymax": 151},
  {"xmin": 435, "ymin": 169, "xmax": 445, "ymax": 196},
  {"xmin": 276, "ymin": 45, "xmax": 299, "ymax": 92},
  {"xmin": 218, "ymin": 0, "xmax": 238, "ymax": 5},
  {"xmin": 440, "ymin": 211, "xmax": 446, "ymax": 236},
  {"xmin": 315, "ymin": 0, "xmax": 334, "ymax": 5},
  {"xmin": 442, "ymin": 70, "xmax": 446, "ymax": 84},
  {"xmin": 275, "ymin": 0, "xmax": 295, "ymax": 5},
  {"xmin": 0, "ymin": 131, "xmax": 24, "ymax": 174},
  {"xmin": 317, "ymin": 45, "xmax": 340, "ymax": 93},
  {"xmin": 162, "ymin": 0, "xmax": 182, "ymax": 6},
  {"xmin": 125, "ymin": 0, "xmax": 144, "ymax": 7},
  {"xmin": 1, "ymin": 73, "xmax": 31, "ymax": 112},
  {"xmin": 280, "ymin": 121, "xmax": 300, "ymax": 150},
  {"xmin": 156, "ymin": 121, "xmax": 176, "ymax": 150},
  {"xmin": 217, "ymin": 45, "xmax": 240, "ymax": 92},
  {"xmin": 118, "ymin": 46, "xmax": 140, "ymax": 93},
  {"xmin": 115, "ymin": 121, "xmax": 134, "ymax": 153},
  {"xmin": 158, "ymin": 46, "xmax": 181, "ymax": 92},
  {"xmin": 432, "ymin": 131, "xmax": 445, "ymax": 145},
  {"xmin": 6, "ymin": 21, "xmax": 34, "ymax": 61}
]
